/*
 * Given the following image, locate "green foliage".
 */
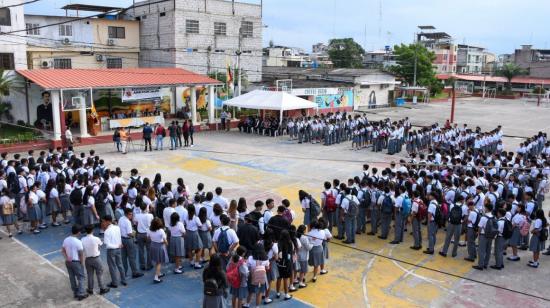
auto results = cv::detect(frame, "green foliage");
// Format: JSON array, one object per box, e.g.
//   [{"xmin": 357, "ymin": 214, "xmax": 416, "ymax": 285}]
[
  {"xmin": 328, "ymin": 38, "xmax": 365, "ymax": 68},
  {"xmin": 496, "ymin": 63, "xmax": 525, "ymax": 89},
  {"xmin": 532, "ymin": 86, "xmax": 546, "ymax": 94},
  {"xmin": 389, "ymin": 43, "xmax": 437, "ymax": 88},
  {"xmin": 0, "ymin": 69, "xmax": 14, "ymax": 98}
]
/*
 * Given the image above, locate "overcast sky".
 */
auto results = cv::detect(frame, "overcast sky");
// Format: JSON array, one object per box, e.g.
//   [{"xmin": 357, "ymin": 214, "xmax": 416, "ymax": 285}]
[{"xmin": 26, "ymin": 0, "xmax": 550, "ymax": 54}]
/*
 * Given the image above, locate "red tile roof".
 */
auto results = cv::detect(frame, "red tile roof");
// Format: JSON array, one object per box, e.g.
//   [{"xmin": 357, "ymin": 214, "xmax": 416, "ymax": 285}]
[
  {"xmin": 437, "ymin": 73, "xmax": 550, "ymax": 84},
  {"xmin": 17, "ymin": 68, "xmax": 222, "ymax": 90}
]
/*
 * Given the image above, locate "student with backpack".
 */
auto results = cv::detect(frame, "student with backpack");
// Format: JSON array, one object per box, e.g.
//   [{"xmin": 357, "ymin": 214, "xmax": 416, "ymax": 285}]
[
  {"xmin": 508, "ymin": 204, "xmax": 527, "ymax": 261},
  {"xmin": 473, "ymin": 202, "xmax": 496, "ymax": 270},
  {"xmin": 356, "ymin": 180, "xmax": 371, "ymax": 234},
  {"xmin": 245, "ymin": 243, "xmax": 270, "ymax": 307},
  {"xmin": 409, "ymin": 190, "xmax": 423, "ymax": 250},
  {"xmin": 464, "ymin": 201, "xmax": 480, "ymax": 262},
  {"xmin": 341, "ymin": 188, "xmax": 359, "ymax": 244},
  {"xmin": 391, "ymin": 186, "xmax": 408, "ymax": 244},
  {"xmin": 213, "ymin": 214, "xmax": 240, "ymax": 269},
  {"xmin": 424, "ymin": 192, "xmax": 439, "ymax": 255},
  {"xmin": 378, "ymin": 187, "xmax": 394, "ymax": 240},
  {"xmin": 492, "ymin": 208, "xmax": 507, "ymax": 270},
  {"xmin": 440, "ymin": 195, "xmax": 464, "ymax": 257},
  {"xmin": 320, "ymin": 182, "xmax": 337, "ymax": 232},
  {"xmin": 226, "ymin": 246, "xmax": 248, "ymax": 308},
  {"xmin": 528, "ymin": 209, "xmax": 548, "ymax": 268},
  {"xmin": 367, "ymin": 183, "xmax": 381, "ymax": 236},
  {"xmin": 202, "ymin": 254, "xmax": 228, "ymax": 308}
]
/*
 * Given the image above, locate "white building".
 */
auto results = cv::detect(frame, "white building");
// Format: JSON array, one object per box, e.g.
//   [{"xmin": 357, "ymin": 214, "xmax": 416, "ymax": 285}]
[
  {"xmin": 0, "ymin": 0, "xmax": 27, "ymax": 70},
  {"xmin": 457, "ymin": 44, "xmax": 485, "ymax": 74},
  {"xmin": 263, "ymin": 46, "xmax": 311, "ymax": 67},
  {"xmin": 124, "ymin": 0, "xmax": 263, "ymax": 82}
]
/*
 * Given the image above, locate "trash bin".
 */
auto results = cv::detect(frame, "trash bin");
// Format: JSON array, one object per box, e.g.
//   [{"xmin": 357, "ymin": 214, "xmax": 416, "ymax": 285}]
[{"xmin": 395, "ymin": 97, "xmax": 405, "ymax": 106}]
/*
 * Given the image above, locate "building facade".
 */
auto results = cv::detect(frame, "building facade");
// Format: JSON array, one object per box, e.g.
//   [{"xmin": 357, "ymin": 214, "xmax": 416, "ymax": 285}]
[
  {"xmin": 25, "ymin": 14, "xmax": 140, "ymax": 69},
  {"xmin": 0, "ymin": 0, "xmax": 27, "ymax": 70},
  {"xmin": 457, "ymin": 44, "xmax": 485, "ymax": 74},
  {"xmin": 417, "ymin": 31, "xmax": 457, "ymax": 74},
  {"xmin": 363, "ymin": 49, "xmax": 397, "ymax": 69},
  {"xmin": 263, "ymin": 46, "xmax": 311, "ymax": 67},
  {"xmin": 514, "ymin": 45, "xmax": 550, "ymax": 78},
  {"xmin": 124, "ymin": 0, "xmax": 263, "ymax": 82}
]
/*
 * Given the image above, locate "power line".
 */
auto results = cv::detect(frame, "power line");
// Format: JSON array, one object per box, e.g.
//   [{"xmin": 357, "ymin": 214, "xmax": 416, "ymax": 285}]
[{"xmin": 0, "ymin": 0, "xmax": 41, "ymax": 9}]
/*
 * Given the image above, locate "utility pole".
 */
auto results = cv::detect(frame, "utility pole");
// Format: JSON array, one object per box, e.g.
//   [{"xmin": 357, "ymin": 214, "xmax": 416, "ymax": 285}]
[
  {"xmin": 413, "ymin": 42, "xmax": 418, "ymax": 87},
  {"xmin": 450, "ymin": 81, "xmax": 456, "ymax": 123}
]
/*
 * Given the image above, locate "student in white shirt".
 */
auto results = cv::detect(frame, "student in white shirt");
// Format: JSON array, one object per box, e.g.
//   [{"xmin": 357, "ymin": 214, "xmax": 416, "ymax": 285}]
[
  {"xmin": 473, "ymin": 203, "xmax": 494, "ymax": 270},
  {"xmin": 213, "ymin": 214, "xmax": 240, "ymax": 268},
  {"xmin": 492, "ymin": 208, "xmax": 506, "ymax": 269},
  {"xmin": 101, "ymin": 215, "xmax": 127, "ymax": 288},
  {"xmin": 135, "ymin": 202, "xmax": 154, "ymax": 271},
  {"xmin": 61, "ymin": 225, "xmax": 87, "ymax": 300},
  {"xmin": 148, "ymin": 217, "xmax": 169, "ymax": 283},
  {"xmin": 168, "ymin": 212, "xmax": 186, "ymax": 274},
  {"xmin": 528, "ymin": 209, "xmax": 547, "ymax": 268},
  {"xmin": 212, "ymin": 187, "xmax": 229, "ymax": 211},
  {"xmin": 184, "ymin": 204, "xmax": 204, "ymax": 269},
  {"xmin": 307, "ymin": 220, "xmax": 327, "ymax": 283},
  {"xmin": 424, "ymin": 192, "xmax": 438, "ymax": 255},
  {"xmin": 119, "ymin": 208, "xmax": 143, "ymax": 279},
  {"xmin": 81, "ymin": 224, "xmax": 109, "ymax": 295}
]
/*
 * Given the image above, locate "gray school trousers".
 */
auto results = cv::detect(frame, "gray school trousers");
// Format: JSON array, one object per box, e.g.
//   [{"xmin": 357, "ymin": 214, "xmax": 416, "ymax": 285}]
[
  {"xmin": 121, "ymin": 237, "xmax": 139, "ymax": 275},
  {"xmin": 494, "ymin": 236, "xmax": 505, "ymax": 267},
  {"xmin": 412, "ymin": 218, "xmax": 422, "ymax": 248},
  {"xmin": 427, "ymin": 221, "xmax": 437, "ymax": 251},
  {"xmin": 136, "ymin": 233, "xmax": 152, "ymax": 269},
  {"xmin": 380, "ymin": 212, "xmax": 392, "ymax": 238},
  {"xmin": 106, "ymin": 248, "xmax": 126, "ymax": 286},
  {"xmin": 336, "ymin": 207, "xmax": 345, "ymax": 238},
  {"xmin": 65, "ymin": 260, "xmax": 86, "ymax": 297},
  {"xmin": 477, "ymin": 235, "xmax": 493, "ymax": 268},
  {"xmin": 441, "ymin": 223, "xmax": 461, "ymax": 256},
  {"xmin": 85, "ymin": 256, "xmax": 105, "ymax": 291},
  {"xmin": 467, "ymin": 227, "xmax": 477, "ymax": 259},
  {"xmin": 370, "ymin": 206, "xmax": 379, "ymax": 234},
  {"xmin": 394, "ymin": 211, "xmax": 404, "ymax": 242}
]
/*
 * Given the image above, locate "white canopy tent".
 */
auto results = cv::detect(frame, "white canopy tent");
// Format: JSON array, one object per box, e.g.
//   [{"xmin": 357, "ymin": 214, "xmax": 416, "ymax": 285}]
[{"xmin": 223, "ymin": 90, "xmax": 318, "ymax": 124}]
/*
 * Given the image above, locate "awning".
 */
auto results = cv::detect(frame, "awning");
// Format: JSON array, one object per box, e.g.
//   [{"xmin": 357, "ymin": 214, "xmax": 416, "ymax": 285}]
[
  {"xmin": 17, "ymin": 68, "xmax": 222, "ymax": 90},
  {"xmin": 223, "ymin": 90, "xmax": 318, "ymax": 111}
]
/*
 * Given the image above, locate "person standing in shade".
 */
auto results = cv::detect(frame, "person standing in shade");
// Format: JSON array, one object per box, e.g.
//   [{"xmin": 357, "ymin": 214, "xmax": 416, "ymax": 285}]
[
  {"xmin": 169, "ymin": 121, "xmax": 178, "ymax": 150},
  {"xmin": 119, "ymin": 208, "xmax": 143, "ymax": 279},
  {"xmin": 102, "ymin": 215, "xmax": 127, "ymax": 288},
  {"xmin": 61, "ymin": 224, "xmax": 88, "ymax": 301},
  {"xmin": 176, "ymin": 121, "xmax": 183, "ymax": 148},
  {"xmin": 142, "ymin": 123, "xmax": 153, "ymax": 152},
  {"xmin": 188, "ymin": 120, "xmax": 195, "ymax": 147},
  {"xmin": 154, "ymin": 124, "xmax": 165, "ymax": 151},
  {"xmin": 182, "ymin": 120, "xmax": 190, "ymax": 147},
  {"xmin": 81, "ymin": 224, "xmax": 110, "ymax": 295}
]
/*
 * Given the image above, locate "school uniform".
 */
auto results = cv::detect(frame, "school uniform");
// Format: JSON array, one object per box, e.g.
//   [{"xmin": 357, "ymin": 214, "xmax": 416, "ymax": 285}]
[
  {"xmin": 509, "ymin": 213, "xmax": 526, "ymax": 247},
  {"xmin": 198, "ymin": 219, "xmax": 212, "ymax": 249},
  {"xmin": 529, "ymin": 218, "xmax": 544, "ymax": 253},
  {"xmin": 82, "ymin": 233, "xmax": 107, "ymax": 292},
  {"xmin": 411, "ymin": 198, "xmax": 422, "ymax": 248},
  {"xmin": 441, "ymin": 204, "xmax": 462, "ymax": 257},
  {"xmin": 494, "ymin": 218, "xmax": 506, "ymax": 268},
  {"xmin": 27, "ymin": 191, "xmax": 42, "ymax": 222},
  {"xmin": 104, "ymin": 224, "xmax": 126, "ymax": 287},
  {"xmin": 228, "ymin": 258, "xmax": 249, "ymax": 300},
  {"xmin": 378, "ymin": 194, "xmax": 394, "ymax": 239},
  {"xmin": 62, "ymin": 236, "xmax": 86, "ymax": 298},
  {"xmin": 393, "ymin": 194, "xmax": 405, "ymax": 242},
  {"xmin": 307, "ymin": 228, "xmax": 326, "ymax": 267},
  {"xmin": 168, "ymin": 222, "xmax": 186, "ymax": 257},
  {"xmin": 0, "ymin": 196, "xmax": 17, "ymax": 226},
  {"xmin": 82, "ymin": 196, "xmax": 98, "ymax": 226},
  {"xmin": 427, "ymin": 200, "xmax": 438, "ymax": 252},
  {"xmin": 298, "ymin": 235, "xmax": 312, "ymax": 274},
  {"xmin": 477, "ymin": 214, "xmax": 493, "ymax": 268},
  {"xmin": 149, "ymin": 229, "xmax": 169, "ymax": 265},
  {"xmin": 341, "ymin": 194, "xmax": 359, "ymax": 243},
  {"xmin": 119, "ymin": 216, "xmax": 139, "ymax": 276},
  {"xmin": 185, "ymin": 216, "xmax": 203, "ymax": 251}
]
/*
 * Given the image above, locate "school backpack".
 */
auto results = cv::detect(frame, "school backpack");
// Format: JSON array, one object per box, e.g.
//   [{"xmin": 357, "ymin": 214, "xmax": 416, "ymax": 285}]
[
  {"xmin": 434, "ymin": 204, "xmax": 445, "ymax": 228},
  {"xmin": 502, "ymin": 218, "xmax": 513, "ymax": 239},
  {"xmin": 360, "ymin": 189, "xmax": 371, "ymax": 209},
  {"xmin": 472, "ymin": 210, "xmax": 482, "ymax": 232},
  {"xmin": 69, "ymin": 188, "xmax": 83, "ymax": 206},
  {"xmin": 416, "ymin": 198, "xmax": 428, "ymax": 221},
  {"xmin": 130, "ymin": 176, "xmax": 142, "ymax": 188},
  {"xmin": 483, "ymin": 215, "xmax": 499, "ymax": 239},
  {"xmin": 519, "ymin": 220, "xmax": 531, "ymax": 237},
  {"xmin": 251, "ymin": 260, "xmax": 267, "ymax": 286},
  {"xmin": 217, "ymin": 228, "xmax": 230, "ymax": 254},
  {"xmin": 401, "ymin": 196, "xmax": 412, "ymax": 218},
  {"xmin": 7, "ymin": 173, "xmax": 19, "ymax": 195},
  {"xmin": 381, "ymin": 195, "xmax": 394, "ymax": 214},
  {"xmin": 156, "ymin": 197, "xmax": 168, "ymax": 218},
  {"xmin": 324, "ymin": 191, "xmax": 337, "ymax": 212},
  {"xmin": 282, "ymin": 208, "xmax": 293, "ymax": 224},
  {"xmin": 309, "ymin": 196, "xmax": 321, "ymax": 220},
  {"xmin": 540, "ymin": 228, "xmax": 549, "ymax": 242},
  {"xmin": 345, "ymin": 197, "xmax": 358, "ymax": 217},
  {"xmin": 441, "ymin": 202, "xmax": 449, "ymax": 220},
  {"xmin": 226, "ymin": 259, "xmax": 245, "ymax": 289},
  {"xmin": 203, "ymin": 278, "xmax": 219, "ymax": 296},
  {"xmin": 449, "ymin": 205, "xmax": 463, "ymax": 225}
]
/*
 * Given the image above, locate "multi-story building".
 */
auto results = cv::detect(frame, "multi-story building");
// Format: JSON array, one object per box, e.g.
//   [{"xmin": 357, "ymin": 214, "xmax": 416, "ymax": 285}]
[
  {"xmin": 263, "ymin": 46, "xmax": 311, "ymax": 67},
  {"xmin": 312, "ymin": 43, "xmax": 328, "ymax": 54},
  {"xmin": 25, "ymin": 6, "xmax": 140, "ymax": 70},
  {"xmin": 363, "ymin": 49, "xmax": 396, "ymax": 69},
  {"xmin": 457, "ymin": 44, "xmax": 484, "ymax": 74},
  {"xmin": 0, "ymin": 0, "xmax": 27, "ymax": 70},
  {"xmin": 417, "ymin": 29, "xmax": 457, "ymax": 74},
  {"xmin": 482, "ymin": 51, "xmax": 496, "ymax": 74},
  {"xmin": 124, "ymin": 0, "xmax": 263, "ymax": 82},
  {"xmin": 514, "ymin": 45, "xmax": 550, "ymax": 78},
  {"xmin": 496, "ymin": 53, "xmax": 513, "ymax": 69}
]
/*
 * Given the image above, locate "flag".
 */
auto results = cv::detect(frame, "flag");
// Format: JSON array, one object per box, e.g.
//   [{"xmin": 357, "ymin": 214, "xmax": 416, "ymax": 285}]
[
  {"xmin": 90, "ymin": 102, "xmax": 99, "ymax": 124},
  {"xmin": 226, "ymin": 57, "xmax": 234, "ymax": 94}
]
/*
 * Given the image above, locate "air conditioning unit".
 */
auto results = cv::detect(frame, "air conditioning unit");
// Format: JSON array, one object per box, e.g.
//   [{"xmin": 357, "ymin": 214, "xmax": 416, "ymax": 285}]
[
  {"xmin": 107, "ymin": 39, "xmax": 115, "ymax": 46},
  {"xmin": 96, "ymin": 54, "xmax": 104, "ymax": 62},
  {"xmin": 62, "ymin": 38, "xmax": 71, "ymax": 45},
  {"xmin": 41, "ymin": 60, "xmax": 50, "ymax": 68}
]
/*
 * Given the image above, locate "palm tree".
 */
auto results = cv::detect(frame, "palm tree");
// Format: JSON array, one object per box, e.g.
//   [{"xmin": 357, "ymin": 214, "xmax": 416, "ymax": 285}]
[
  {"xmin": 496, "ymin": 63, "xmax": 525, "ymax": 90},
  {"xmin": 0, "ymin": 69, "xmax": 13, "ymax": 98}
]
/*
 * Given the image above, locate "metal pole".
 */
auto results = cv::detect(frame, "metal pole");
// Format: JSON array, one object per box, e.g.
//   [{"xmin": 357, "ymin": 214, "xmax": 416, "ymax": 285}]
[
  {"xmin": 413, "ymin": 43, "xmax": 417, "ymax": 87},
  {"xmin": 237, "ymin": 53, "xmax": 242, "ymax": 96},
  {"xmin": 450, "ymin": 83, "xmax": 456, "ymax": 123}
]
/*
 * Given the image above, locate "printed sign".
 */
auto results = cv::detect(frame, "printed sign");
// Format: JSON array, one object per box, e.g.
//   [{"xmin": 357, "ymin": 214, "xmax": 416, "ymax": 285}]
[{"xmin": 122, "ymin": 87, "xmax": 162, "ymax": 102}]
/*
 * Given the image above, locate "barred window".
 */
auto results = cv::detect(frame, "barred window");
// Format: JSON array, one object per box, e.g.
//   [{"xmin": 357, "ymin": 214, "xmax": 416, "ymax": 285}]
[
  {"xmin": 107, "ymin": 58, "xmax": 123, "ymax": 69},
  {"xmin": 186, "ymin": 20, "xmax": 199, "ymax": 34},
  {"xmin": 54, "ymin": 58, "xmax": 72, "ymax": 69},
  {"xmin": 214, "ymin": 22, "xmax": 226, "ymax": 36},
  {"xmin": 240, "ymin": 21, "xmax": 253, "ymax": 38}
]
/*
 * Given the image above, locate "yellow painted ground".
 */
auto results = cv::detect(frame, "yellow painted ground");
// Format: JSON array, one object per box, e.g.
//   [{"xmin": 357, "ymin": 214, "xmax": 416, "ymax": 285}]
[{"xmin": 139, "ymin": 152, "xmax": 474, "ymax": 307}]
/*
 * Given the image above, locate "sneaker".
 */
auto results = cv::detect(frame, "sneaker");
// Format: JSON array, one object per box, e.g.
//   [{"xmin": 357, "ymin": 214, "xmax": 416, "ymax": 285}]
[
  {"xmin": 194, "ymin": 264, "xmax": 203, "ymax": 269},
  {"xmin": 284, "ymin": 294, "xmax": 293, "ymax": 301},
  {"xmin": 33, "ymin": 229, "xmax": 41, "ymax": 234},
  {"xmin": 99, "ymin": 288, "xmax": 110, "ymax": 295},
  {"xmin": 264, "ymin": 298, "xmax": 273, "ymax": 304},
  {"xmin": 527, "ymin": 262, "xmax": 539, "ymax": 268},
  {"xmin": 289, "ymin": 286, "xmax": 297, "ymax": 292},
  {"xmin": 38, "ymin": 225, "xmax": 47, "ymax": 229},
  {"xmin": 174, "ymin": 269, "xmax": 183, "ymax": 274},
  {"xmin": 507, "ymin": 256, "xmax": 520, "ymax": 261},
  {"xmin": 528, "ymin": 260, "xmax": 534, "ymax": 264},
  {"xmin": 276, "ymin": 293, "xmax": 281, "ymax": 299},
  {"xmin": 52, "ymin": 222, "xmax": 61, "ymax": 227},
  {"xmin": 153, "ymin": 279, "xmax": 163, "ymax": 283},
  {"xmin": 320, "ymin": 270, "xmax": 328, "ymax": 275},
  {"xmin": 298, "ymin": 282, "xmax": 307, "ymax": 288}
]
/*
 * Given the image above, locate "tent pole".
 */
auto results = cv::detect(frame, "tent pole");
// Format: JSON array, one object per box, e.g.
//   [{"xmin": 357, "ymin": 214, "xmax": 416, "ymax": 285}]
[{"xmin": 279, "ymin": 109, "xmax": 283, "ymax": 126}]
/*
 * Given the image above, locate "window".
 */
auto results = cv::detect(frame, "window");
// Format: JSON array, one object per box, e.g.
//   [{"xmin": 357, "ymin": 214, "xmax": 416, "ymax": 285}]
[
  {"xmin": 59, "ymin": 24, "xmax": 72, "ymax": 37},
  {"xmin": 54, "ymin": 58, "xmax": 72, "ymax": 69},
  {"xmin": 159, "ymin": 12, "xmax": 166, "ymax": 17},
  {"xmin": 214, "ymin": 49, "xmax": 225, "ymax": 53},
  {"xmin": 108, "ymin": 26, "xmax": 126, "ymax": 39},
  {"xmin": 240, "ymin": 21, "xmax": 253, "ymax": 38},
  {"xmin": 0, "ymin": 8, "xmax": 11, "ymax": 26},
  {"xmin": 214, "ymin": 22, "xmax": 226, "ymax": 36},
  {"xmin": 186, "ymin": 20, "xmax": 199, "ymax": 34},
  {"xmin": 0, "ymin": 53, "xmax": 14, "ymax": 70},
  {"xmin": 26, "ymin": 23, "xmax": 40, "ymax": 35},
  {"xmin": 106, "ymin": 58, "xmax": 123, "ymax": 69}
]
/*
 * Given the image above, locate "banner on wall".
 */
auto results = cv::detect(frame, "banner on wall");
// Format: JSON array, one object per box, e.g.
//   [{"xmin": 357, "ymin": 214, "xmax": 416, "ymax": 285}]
[
  {"xmin": 314, "ymin": 88, "xmax": 354, "ymax": 109},
  {"xmin": 121, "ymin": 87, "xmax": 162, "ymax": 102}
]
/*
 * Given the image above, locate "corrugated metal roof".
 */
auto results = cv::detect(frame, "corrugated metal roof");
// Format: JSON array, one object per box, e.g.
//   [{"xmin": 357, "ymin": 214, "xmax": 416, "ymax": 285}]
[
  {"xmin": 17, "ymin": 68, "xmax": 222, "ymax": 90},
  {"xmin": 437, "ymin": 74, "xmax": 550, "ymax": 84}
]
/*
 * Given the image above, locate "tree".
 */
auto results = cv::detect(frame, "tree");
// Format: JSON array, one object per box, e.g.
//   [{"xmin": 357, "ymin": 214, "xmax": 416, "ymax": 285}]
[
  {"xmin": 389, "ymin": 43, "xmax": 438, "ymax": 88},
  {"xmin": 328, "ymin": 38, "xmax": 365, "ymax": 68},
  {"xmin": 0, "ymin": 69, "xmax": 13, "ymax": 98},
  {"xmin": 496, "ymin": 63, "xmax": 525, "ymax": 90}
]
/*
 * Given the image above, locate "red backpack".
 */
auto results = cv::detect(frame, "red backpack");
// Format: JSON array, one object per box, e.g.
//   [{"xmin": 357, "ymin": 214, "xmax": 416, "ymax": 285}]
[
  {"xmin": 226, "ymin": 259, "xmax": 245, "ymax": 289},
  {"xmin": 416, "ymin": 198, "xmax": 428, "ymax": 221},
  {"xmin": 324, "ymin": 191, "xmax": 337, "ymax": 212}
]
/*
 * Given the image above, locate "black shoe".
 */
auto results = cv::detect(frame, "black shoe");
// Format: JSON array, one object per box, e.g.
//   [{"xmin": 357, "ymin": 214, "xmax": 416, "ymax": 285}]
[
  {"xmin": 542, "ymin": 251, "xmax": 550, "ymax": 256},
  {"xmin": 140, "ymin": 267, "xmax": 147, "ymax": 271},
  {"xmin": 390, "ymin": 240, "xmax": 399, "ymax": 244},
  {"xmin": 410, "ymin": 246, "xmax": 421, "ymax": 250},
  {"xmin": 121, "ymin": 281, "xmax": 127, "ymax": 286},
  {"xmin": 490, "ymin": 265, "xmax": 502, "ymax": 270},
  {"xmin": 472, "ymin": 265, "xmax": 483, "ymax": 270},
  {"xmin": 423, "ymin": 250, "xmax": 434, "ymax": 255},
  {"xmin": 132, "ymin": 273, "xmax": 144, "ymax": 278},
  {"xmin": 99, "ymin": 288, "xmax": 110, "ymax": 295},
  {"xmin": 77, "ymin": 294, "xmax": 89, "ymax": 301},
  {"xmin": 86, "ymin": 289, "xmax": 93, "ymax": 295},
  {"xmin": 438, "ymin": 252, "xmax": 447, "ymax": 257},
  {"xmin": 107, "ymin": 283, "xmax": 118, "ymax": 288},
  {"xmin": 378, "ymin": 236, "xmax": 387, "ymax": 240},
  {"xmin": 464, "ymin": 257, "xmax": 475, "ymax": 262},
  {"xmin": 153, "ymin": 279, "xmax": 162, "ymax": 284},
  {"xmin": 342, "ymin": 240, "xmax": 352, "ymax": 244},
  {"xmin": 366, "ymin": 232, "xmax": 375, "ymax": 236}
]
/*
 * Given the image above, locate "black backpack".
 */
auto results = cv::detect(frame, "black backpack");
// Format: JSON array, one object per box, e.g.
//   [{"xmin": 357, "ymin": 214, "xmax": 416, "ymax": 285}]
[
  {"xmin": 484, "ymin": 215, "xmax": 499, "ymax": 239},
  {"xmin": 381, "ymin": 195, "xmax": 394, "ymax": 214},
  {"xmin": 472, "ymin": 210, "xmax": 482, "ymax": 232},
  {"xmin": 449, "ymin": 205, "xmax": 462, "ymax": 225},
  {"xmin": 502, "ymin": 218, "xmax": 513, "ymax": 239},
  {"xmin": 156, "ymin": 197, "xmax": 168, "ymax": 218},
  {"xmin": 203, "ymin": 278, "xmax": 219, "ymax": 296},
  {"xmin": 8, "ymin": 173, "xmax": 19, "ymax": 195},
  {"xmin": 434, "ymin": 204, "xmax": 445, "ymax": 228},
  {"xmin": 345, "ymin": 197, "xmax": 359, "ymax": 217},
  {"xmin": 360, "ymin": 189, "xmax": 371, "ymax": 209},
  {"xmin": 540, "ymin": 228, "xmax": 549, "ymax": 242},
  {"xmin": 69, "ymin": 188, "xmax": 83, "ymax": 205}
]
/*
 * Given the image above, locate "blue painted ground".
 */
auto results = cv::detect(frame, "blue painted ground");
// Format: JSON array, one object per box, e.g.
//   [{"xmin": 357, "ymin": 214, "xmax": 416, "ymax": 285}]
[{"xmin": 16, "ymin": 222, "xmax": 310, "ymax": 308}]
